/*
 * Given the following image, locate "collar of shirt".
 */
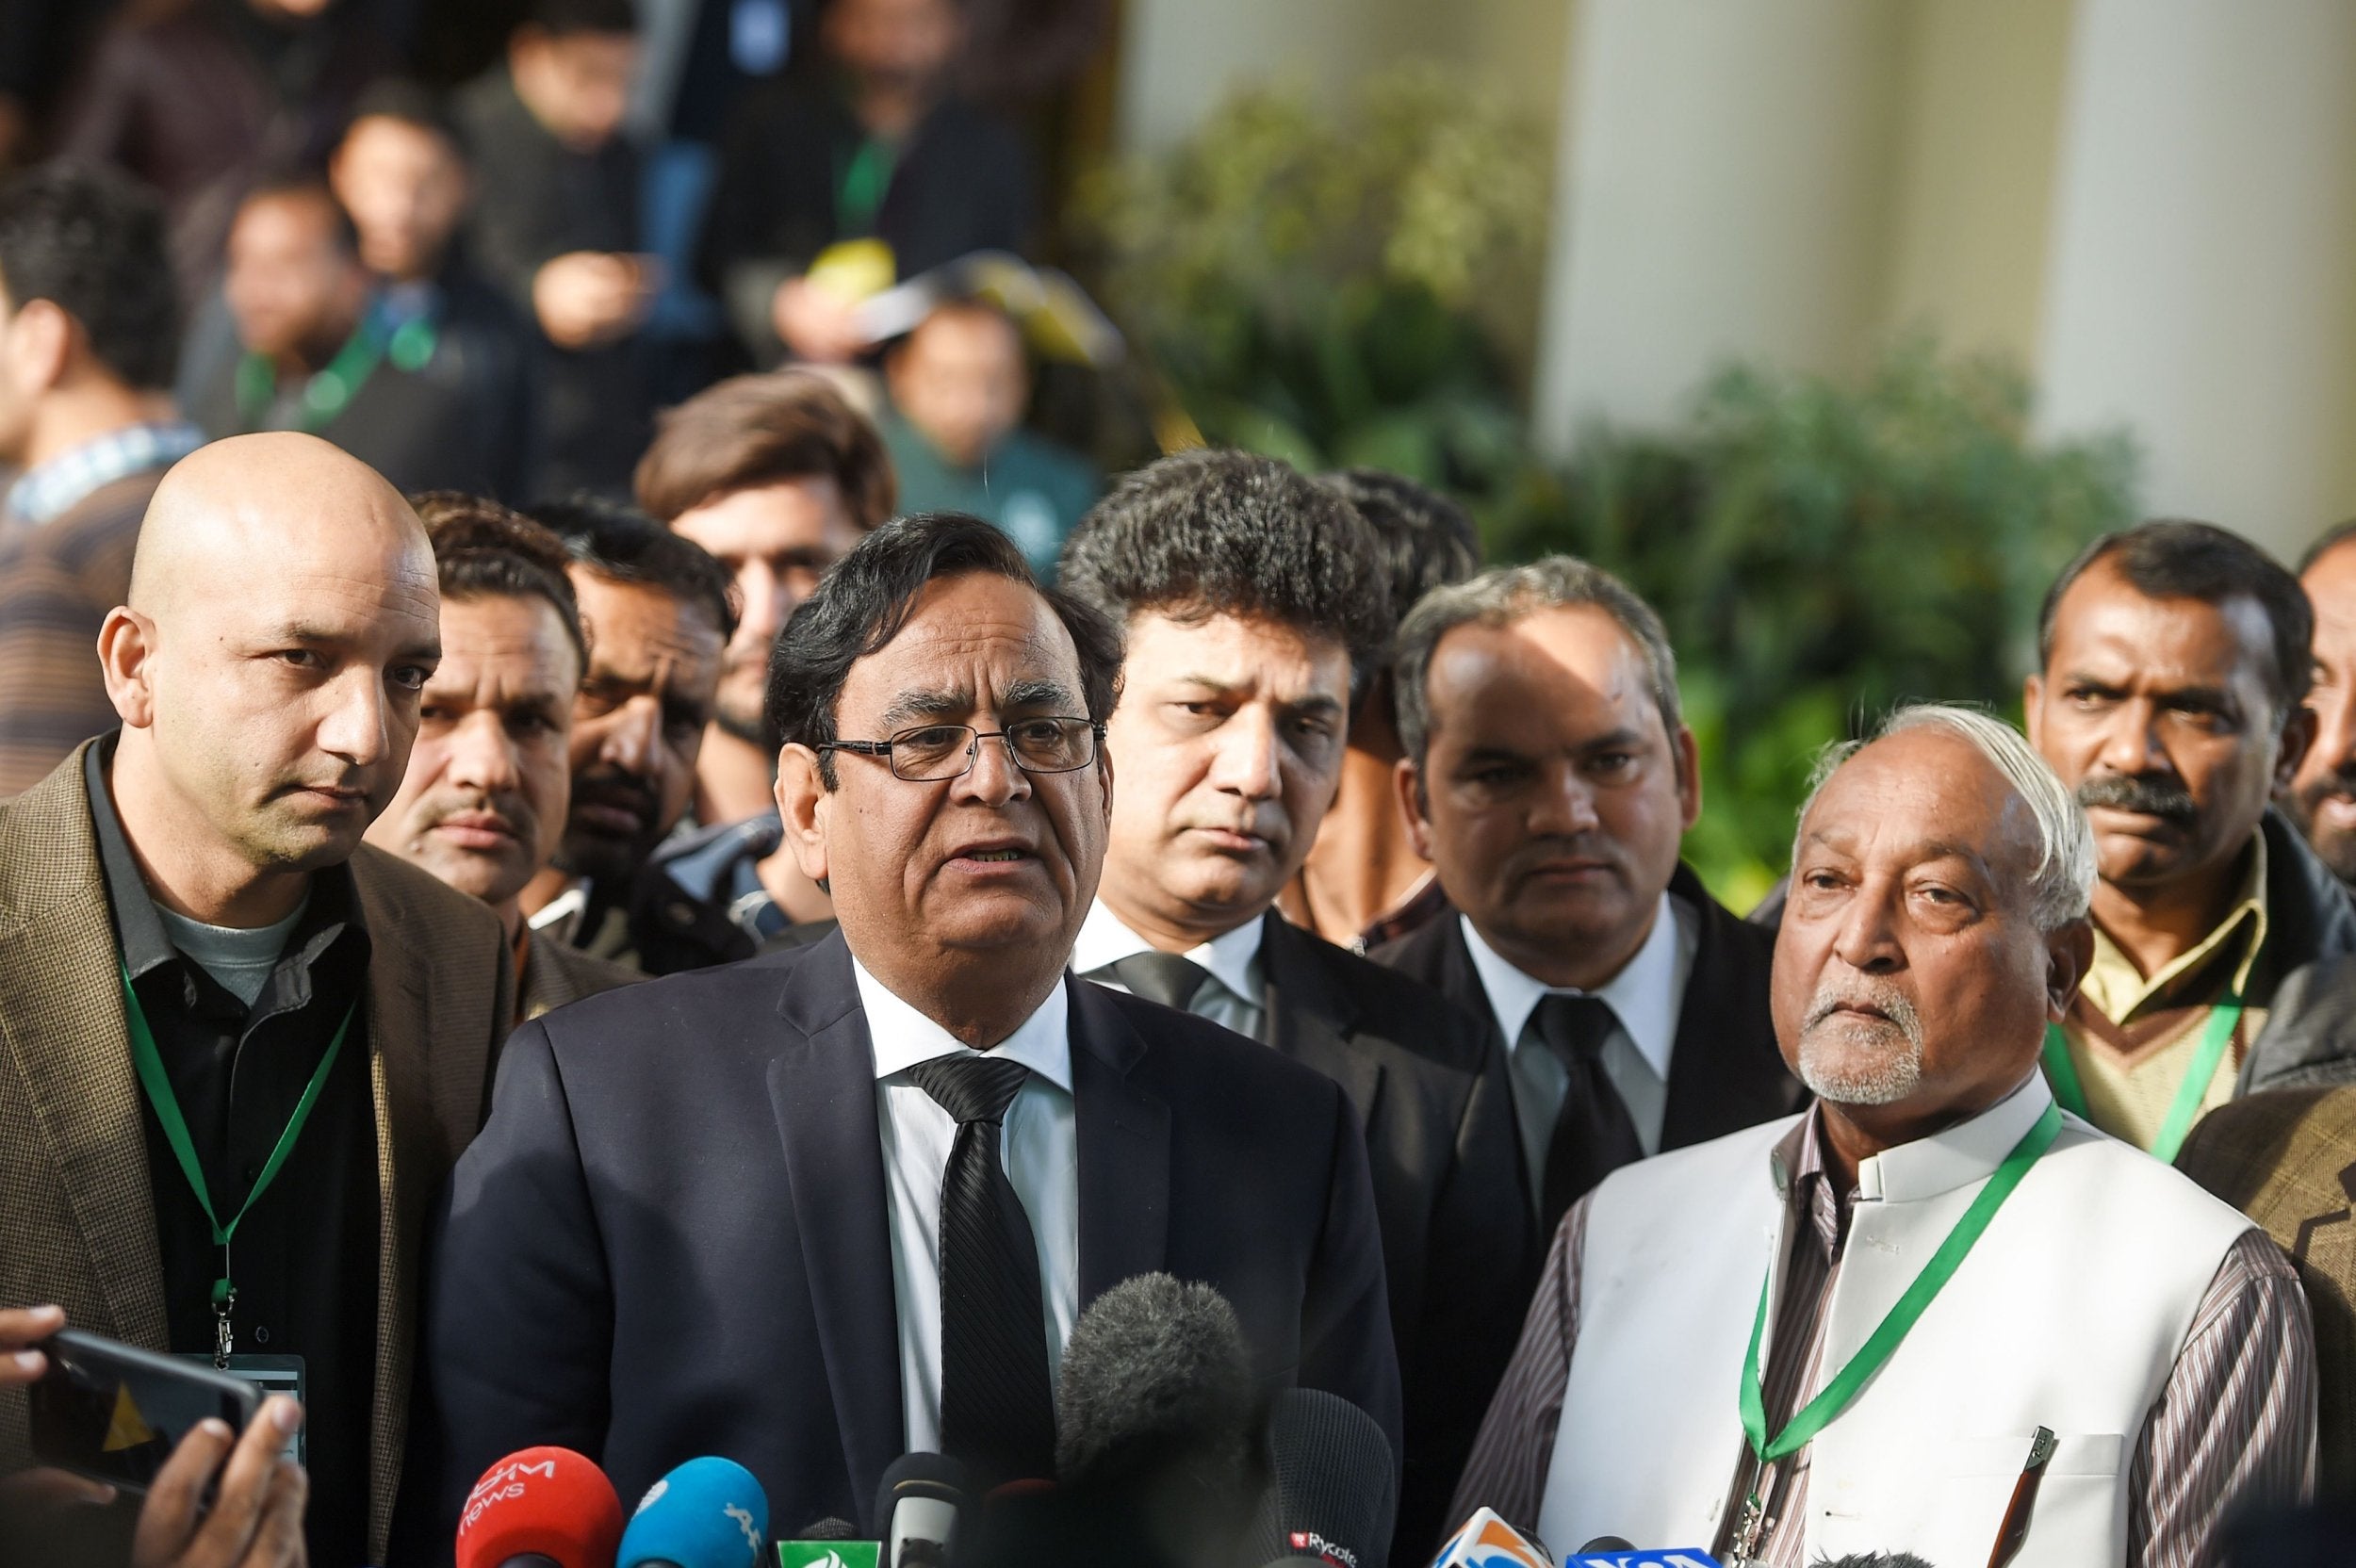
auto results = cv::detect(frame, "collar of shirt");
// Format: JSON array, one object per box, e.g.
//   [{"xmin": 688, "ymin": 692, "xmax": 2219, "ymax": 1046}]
[
  {"xmin": 85, "ymin": 733, "xmax": 367, "ymax": 1011},
  {"xmin": 2080, "ymin": 829, "xmax": 2269, "ymax": 1023},
  {"xmin": 853, "ymin": 956, "xmax": 1074, "ymax": 1095},
  {"xmin": 1071, "ymin": 899, "xmax": 1267, "ymax": 1011},
  {"xmin": 527, "ymin": 880, "xmax": 590, "ymax": 936},
  {"xmin": 1462, "ymin": 892, "xmax": 1691, "ymax": 1077},
  {"xmin": 3, "ymin": 420, "xmax": 204, "ymax": 526},
  {"xmin": 1769, "ymin": 1070, "xmax": 2053, "ymax": 1222}
]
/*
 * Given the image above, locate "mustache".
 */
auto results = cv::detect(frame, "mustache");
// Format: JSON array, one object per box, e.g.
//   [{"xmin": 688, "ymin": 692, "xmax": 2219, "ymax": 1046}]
[
  {"xmin": 2076, "ymin": 772, "xmax": 2197, "ymax": 824},
  {"xmin": 1502, "ymin": 835, "xmax": 1624, "ymax": 882},
  {"xmin": 1803, "ymin": 974, "xmax": 1925, "ymax": 1047},
  {"xmin": 2298, "ymin": 764, "xmax": 2356, "ymax": 806},
  {"xmin": 571, "ymin": 769, "xmax": 660, "ymax": 819}
]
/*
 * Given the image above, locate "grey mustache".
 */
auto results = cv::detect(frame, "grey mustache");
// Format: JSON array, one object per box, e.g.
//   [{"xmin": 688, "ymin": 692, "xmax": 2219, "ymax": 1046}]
[{"xmin": 1803, "ymin": 979, "xmax": 1923, "ymax": 1044}]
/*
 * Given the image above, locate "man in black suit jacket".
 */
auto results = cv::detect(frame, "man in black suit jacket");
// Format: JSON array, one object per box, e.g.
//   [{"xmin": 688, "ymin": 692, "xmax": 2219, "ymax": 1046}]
[
  {"xmin": 1373, "ymin": 558, "xmax": 1803, "ymax": 1247},
  {"xmin": 395, "ymin": 513, "xmax": 1399, "ymax": 1560},
  {"xmin": 1057, "ymin": 451, "xmax": 1531, "ymax": 1565}
]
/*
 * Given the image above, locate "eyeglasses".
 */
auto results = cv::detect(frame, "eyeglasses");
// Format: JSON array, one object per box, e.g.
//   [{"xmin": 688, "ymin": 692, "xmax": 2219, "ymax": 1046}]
[{"xmin": 818, "ymin": 717, "xmax": 1105, "ymax": 781}]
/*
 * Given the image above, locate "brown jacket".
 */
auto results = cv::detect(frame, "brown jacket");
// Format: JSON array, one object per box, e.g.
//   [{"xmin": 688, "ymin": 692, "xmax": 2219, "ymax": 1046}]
[
  {"xmin": 2179, "ymin": 1084, "xmax": 2356, "ymax": 1493},
  {"xmin": 521, "ymin": 925, "xmax": 644, "ymax": 1021},
  {"xmin": 0, "ymin": 744, "xmax": 514, "ymax": 1560}
]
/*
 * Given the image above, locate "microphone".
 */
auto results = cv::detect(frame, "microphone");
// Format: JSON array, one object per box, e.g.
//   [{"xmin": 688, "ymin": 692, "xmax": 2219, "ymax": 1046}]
[
  {"xmin": 874, "ymin": 1453, "xmax": 969, "ymax": 1568},
  {"xmin": 1242, "ymin": 1389, "xmax": 1395, "ymax": 1568},
  {"xmin": 1428, "ymin": 1508, "xmax": 1547, "ymax": 1568},
  {"xmin": 454, "ymin": 1446, "xmax": 626, "ymax": 1568},
  {"xmin": 1562, "ymin": 1551, "xmax": 1724, "ymax": 1567},
  {"xmin": 775, "ymin": 1519, "xmax": 880, "ymax": 1568},
  {"xmin": 617, "ymin": 1456, "xmax": 771, "ymax": 1568},
  {"xmin": 1579, "ymin": 1541, "xmax": 1636, "ymax": 1554},
  {"xmin": 1055, "ymin": 1272, "xmax": 1260, "ymax": 1511}
]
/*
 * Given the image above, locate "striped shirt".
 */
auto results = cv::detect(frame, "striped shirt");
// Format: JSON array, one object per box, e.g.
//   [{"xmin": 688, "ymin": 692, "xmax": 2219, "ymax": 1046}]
[{"xmin": 1449, "ymin": 1108, "xmax": 2316, "ymax": 1567}]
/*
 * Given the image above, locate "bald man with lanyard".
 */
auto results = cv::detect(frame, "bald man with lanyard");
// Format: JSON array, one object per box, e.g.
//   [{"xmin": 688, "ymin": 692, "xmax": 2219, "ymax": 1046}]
[{"xmin": 0, "ymin": 433, "xmax": 513, "ymax": 1566}]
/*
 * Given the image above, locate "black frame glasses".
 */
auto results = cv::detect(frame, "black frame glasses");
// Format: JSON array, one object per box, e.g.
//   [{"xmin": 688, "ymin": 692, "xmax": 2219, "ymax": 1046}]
[{"xmin": 817, "ymin": 718, "xmax": 1106, "ymax": 781}]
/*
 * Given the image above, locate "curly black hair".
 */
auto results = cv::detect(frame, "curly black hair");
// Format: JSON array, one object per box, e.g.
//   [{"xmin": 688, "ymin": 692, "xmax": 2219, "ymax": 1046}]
[{"xmin": 1057, "ymin": 449, "xmax": 1394, "ymax": 697}]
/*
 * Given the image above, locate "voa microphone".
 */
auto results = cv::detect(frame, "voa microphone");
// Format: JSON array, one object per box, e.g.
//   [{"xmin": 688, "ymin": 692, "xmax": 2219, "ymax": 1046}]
[{"xmin": 617, "ymin": 1455, "xmax": 772, "ymax": 1568}]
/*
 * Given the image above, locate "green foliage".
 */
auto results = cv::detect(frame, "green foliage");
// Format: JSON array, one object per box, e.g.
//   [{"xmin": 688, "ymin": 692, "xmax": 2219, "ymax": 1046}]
[
  {"xmin": 1080, "ymin": 68, "xmax": 1552, "ymax": 503},
  {"xmin": 1500, "ymin": 342, "xmax": 2139, "ymax": 908},
  {"xmin": 1086, "ymin": 73, "xmax": 2141, "ymax": 913}
]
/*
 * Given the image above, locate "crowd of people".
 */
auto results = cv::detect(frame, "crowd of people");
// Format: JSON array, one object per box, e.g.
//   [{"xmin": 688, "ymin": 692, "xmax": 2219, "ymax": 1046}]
[{"xmin": 7, "ymin": 8, "xmax": 2356, "ymax": 1568}]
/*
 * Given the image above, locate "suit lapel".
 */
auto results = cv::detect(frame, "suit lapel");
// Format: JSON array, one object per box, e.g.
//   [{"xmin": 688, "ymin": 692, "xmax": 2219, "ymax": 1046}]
[
  {"xmin": 1259, "ymin": 914, "xmax": 1383, "ymax": 1133},
  {"xmin": 770, "ymin": 933, "xmax": 905, "ymax": 1511},
  {"xmin": 1659, "ymin": 865, "xmax": 1792, "ymax": 1146},
  {"xmin": 351, "ymin": 852, "xmax": 466, "ymax": 1560},
  {"xmin": 1068, "ymin": 979, "xmax": 1170, "ymax": 1300},
  {"xmin": 0, "ymin": 750, "xmax": 166, "ymax": 1348}
]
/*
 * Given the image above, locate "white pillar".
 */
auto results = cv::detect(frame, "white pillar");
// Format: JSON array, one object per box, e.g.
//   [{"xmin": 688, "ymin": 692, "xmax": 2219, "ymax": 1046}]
[
  {"xmin": 1531, "ymin": 0, "xmax": 1908, "ymax": 449},
  {"xmin": 2036, "ymin": 0, "xmax": 2356, "ymax": 558}
]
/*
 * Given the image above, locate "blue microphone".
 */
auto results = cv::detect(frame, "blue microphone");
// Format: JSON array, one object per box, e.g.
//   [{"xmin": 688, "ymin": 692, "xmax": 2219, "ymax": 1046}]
[
  {"xmin": 616, "ymin": 1456, "xmax": 772, "ymax": 1568},
  {"xmin": 1562, "ymin": 1550, "xmax": 1724, "ymax": 1567}
]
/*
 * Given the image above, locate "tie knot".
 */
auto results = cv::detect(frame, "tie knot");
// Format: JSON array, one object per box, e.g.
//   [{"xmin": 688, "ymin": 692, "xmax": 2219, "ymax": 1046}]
[
  {"xmin": 1101, "ymin": 951, "xmax": 1213, "ymax": 1012},
  {"xmin": 1534, "ymin": 993, "xmax": 1619, "ymax": 1065},
  {"xmin": 908, "ymin": 1053, "xmax": 1032, "ymax": 1125}
]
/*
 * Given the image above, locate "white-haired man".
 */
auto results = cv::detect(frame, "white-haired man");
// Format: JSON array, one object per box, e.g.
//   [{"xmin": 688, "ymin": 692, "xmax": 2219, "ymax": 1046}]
[{"xmin": 1450, "ymin": 705, "xmax": 2315, "ymax": 1566}]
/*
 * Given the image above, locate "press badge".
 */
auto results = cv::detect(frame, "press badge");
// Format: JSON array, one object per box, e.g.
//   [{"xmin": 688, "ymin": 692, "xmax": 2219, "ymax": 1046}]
[{"xmin": 173, "ymin": 1354, "xmax": 306, "ymax": 1465}]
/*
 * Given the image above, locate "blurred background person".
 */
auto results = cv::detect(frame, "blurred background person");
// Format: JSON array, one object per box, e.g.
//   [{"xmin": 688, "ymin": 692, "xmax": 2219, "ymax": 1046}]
[
  {"xmin": 53, "ymin": 0, "xmax": 401, "ymax": 297},
  {"xmin": 188, "ymin": 174, "xmax": 518, "ymax": 496},
  {"xmin": 1376, "ymin": 559, "xmax": 1803, "ymax": 1245},
  {"xmin": 634, "ymin": 368, "xmax": 895, "ymax": 940},
  {"xmin": 1281, "ymin": 467, "xmax": 1481, "ymax": 951},
  {"xmin": 2284, "ymin": 519, "xmax": 2356, "ymax": 894},
  {"xmin": 367, "ymin": 494, "xmax": 644, "ymax": 1020},
  {"xmin": 2025, "ymin": 521, "xmax": 2356, "ymax": 1156},
  {"xmin": 881, "ymin": 295, "xmax": 1097, "ymax": 580},
  {"xmin": 0, "ymin": 163, "xmax": 196, "ymax": 798},
  {"xmin": 701, "ymin": 0, "xmax": 1036, "ymax": 366},
  {"xmin": 455, "ymin": 0, "xmax": 654, "ymax": 498},
  {"xmin": 327, "ymin": 78, "xmax": 538, "ymax": 499},
  {"xmin": 519, "ymin": 498, "xmax": 738, "ymax": 972}
]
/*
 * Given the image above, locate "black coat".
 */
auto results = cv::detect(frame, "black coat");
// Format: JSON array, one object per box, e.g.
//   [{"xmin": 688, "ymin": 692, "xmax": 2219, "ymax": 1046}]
[
  {"xmin": 1371, "ymin": 863, "xmax": 1804, "ymax": 1211},
  {"xmin": 392, "ymin": 930, "xmax": 1399, "ymax": 1557},
  {"xmin": 1252, "ymin": 913, "xmax": 1534, "ymax": 1567}
]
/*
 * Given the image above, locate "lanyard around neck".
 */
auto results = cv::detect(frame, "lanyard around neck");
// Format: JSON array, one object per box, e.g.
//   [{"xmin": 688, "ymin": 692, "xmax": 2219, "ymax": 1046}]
[
  {"xmin": 119, "ymin": 963, "xmax": 355, "ymax": 1320},
  {"xmin": 234, "ymin": 311, "xmax": 436, "ymax": 435},
  {"xmin": 2041, "ymin": 988, "xmax": 2240, "ymax": 1164},
  {"xmin": 1738, "ymin": 1101, "xmax": 2063, "ymax": 1467}
]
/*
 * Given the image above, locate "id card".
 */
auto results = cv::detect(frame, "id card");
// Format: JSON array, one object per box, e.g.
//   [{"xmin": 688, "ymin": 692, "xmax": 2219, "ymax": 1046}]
[{"xmin": 172, "ymin": 1354, "xmax": 304, "ymax": 1465}]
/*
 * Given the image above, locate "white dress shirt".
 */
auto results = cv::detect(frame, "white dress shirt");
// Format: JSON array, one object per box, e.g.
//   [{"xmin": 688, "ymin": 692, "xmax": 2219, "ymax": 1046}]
[
  {"xmin": 1072, "ymin": 900, "xmax": 1268, "ymax": 1042},
  {"xmin": 1461, "ymin": 893, "xmax": 1697, "ymax": 1192},
  {"xmin": 853, "ymin": 956, "xmax": 1081, "ymax": 1455}
]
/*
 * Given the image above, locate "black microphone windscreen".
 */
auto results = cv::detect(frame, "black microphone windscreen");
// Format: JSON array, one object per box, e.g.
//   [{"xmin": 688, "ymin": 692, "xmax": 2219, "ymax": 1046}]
[
  {"xmin": 797, "ymin": 1518, "xmax": 862, "ymax": 1541},
  {"xmin": 1243, "ymin": 1389, "xmax": 1397, "ymax": 1568},
  {"xmin": 1577, "ymin": 1538, "xmax": 1637, "ymax": 1553},
  {"xmin": 1054, "ymin": 1273, "xmax": 1257, "ymax": 1495}
]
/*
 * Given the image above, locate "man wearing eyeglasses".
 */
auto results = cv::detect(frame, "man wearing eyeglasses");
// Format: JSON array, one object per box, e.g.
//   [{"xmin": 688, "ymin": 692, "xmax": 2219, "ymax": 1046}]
[{"xmin": 394, "ymin": 512, "xmax": 1401, "ymax": 1555}]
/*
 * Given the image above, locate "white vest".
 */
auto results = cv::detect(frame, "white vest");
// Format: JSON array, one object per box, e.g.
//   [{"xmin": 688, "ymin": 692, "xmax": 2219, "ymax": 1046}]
[{"xmin": 1535, "ymin": 1077, "xmax": 2257, "ymax": 1566}]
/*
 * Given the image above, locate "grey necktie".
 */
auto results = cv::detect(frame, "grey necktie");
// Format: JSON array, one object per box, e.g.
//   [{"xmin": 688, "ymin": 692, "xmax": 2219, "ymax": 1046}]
[{"xmin": 1091, "ymin": 951, "xmax": 1214, "ymax": 1011}]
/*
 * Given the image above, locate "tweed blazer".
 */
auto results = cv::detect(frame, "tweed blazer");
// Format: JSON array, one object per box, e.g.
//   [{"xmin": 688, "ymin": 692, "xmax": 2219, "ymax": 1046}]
[
  {"xmin": 2178, "ymin": 1084, "xmax": 2356, "ymax": 1494},
  {"xmin": 0, "ymin": 743, "xmax": 514, "ymax": 1560},
  {"xmin": 521, "ymin": 926, "xmax": 644, "ymax": 1021}
]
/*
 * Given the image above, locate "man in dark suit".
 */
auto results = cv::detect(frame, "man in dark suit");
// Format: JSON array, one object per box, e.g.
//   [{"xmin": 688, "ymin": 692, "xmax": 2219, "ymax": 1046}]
[
  {"xmin": 0, "ymin": 433, "xmax": 515, "ymax": 1568},
  {"xmin": 397, "ymin": 513, "xmax": 1400, "ymax": 1556},
  {"xmin": 1373, "ymin": 558, "xmax": 1803, "ymax": 1245},
  {"xmin": 1056, "ymin": 450, "xmax": 1530, "ymax": 1565}
]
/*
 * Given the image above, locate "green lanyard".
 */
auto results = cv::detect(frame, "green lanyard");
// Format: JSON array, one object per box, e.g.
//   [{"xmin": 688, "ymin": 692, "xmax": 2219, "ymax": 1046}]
[
  {"xmin": 234, "ymin": 313, "xmax": 436, "ymax": 436},
  {"xmin": 119, "ymin": 964, "xmax": 356, "ymax": 1366},
  {"xmin": 2041, "ymin": 990, "xmax": 2240, "ymax": 1164},
  {"xmin": 1738, "ymin": 1102, "xmax": 2063, "ymax": 1472},
  {"xmin": 836, "ymin": 135, "xmax": 895, "ymax": 236}
]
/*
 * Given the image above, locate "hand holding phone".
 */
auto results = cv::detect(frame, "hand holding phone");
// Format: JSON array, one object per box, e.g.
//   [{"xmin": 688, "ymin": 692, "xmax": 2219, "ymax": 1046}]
[{"xmin": 129, "ymin": 1398, "xmax": 306, "ymax": 1568}]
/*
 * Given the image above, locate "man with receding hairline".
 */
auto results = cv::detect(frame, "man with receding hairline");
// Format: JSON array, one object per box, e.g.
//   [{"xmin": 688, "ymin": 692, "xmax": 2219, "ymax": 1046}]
[{"xmin": 0, "ymin": 433, "xmax": 514, "ymax": 1566}]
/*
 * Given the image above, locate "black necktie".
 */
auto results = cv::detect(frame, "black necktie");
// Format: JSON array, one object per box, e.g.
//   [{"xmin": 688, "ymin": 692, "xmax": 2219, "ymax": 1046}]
[
  {"xmin": 1534, "ymin": 994, "xmax": 1645, "ymax": 1234},
  {"xmin": 1096, "ymin": 951, "xmax": 1213, "ymax": 1012},
  {"xmin": 907, "ymin": 1053, "xmax": 1055, "ymax": 1486}
]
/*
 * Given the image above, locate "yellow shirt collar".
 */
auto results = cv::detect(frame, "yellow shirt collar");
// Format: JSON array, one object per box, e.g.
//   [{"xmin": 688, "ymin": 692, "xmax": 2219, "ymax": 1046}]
[{"xmin": 2081, "ymin": 830, "xmax": 2268, "ymax": 1023}]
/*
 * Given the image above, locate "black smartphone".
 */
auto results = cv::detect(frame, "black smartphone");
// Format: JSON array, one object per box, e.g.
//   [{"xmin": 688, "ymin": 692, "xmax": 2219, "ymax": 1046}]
[{"xmin": 26, "ymin": 1330, "xmax": 261, "ymax": 1494}]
